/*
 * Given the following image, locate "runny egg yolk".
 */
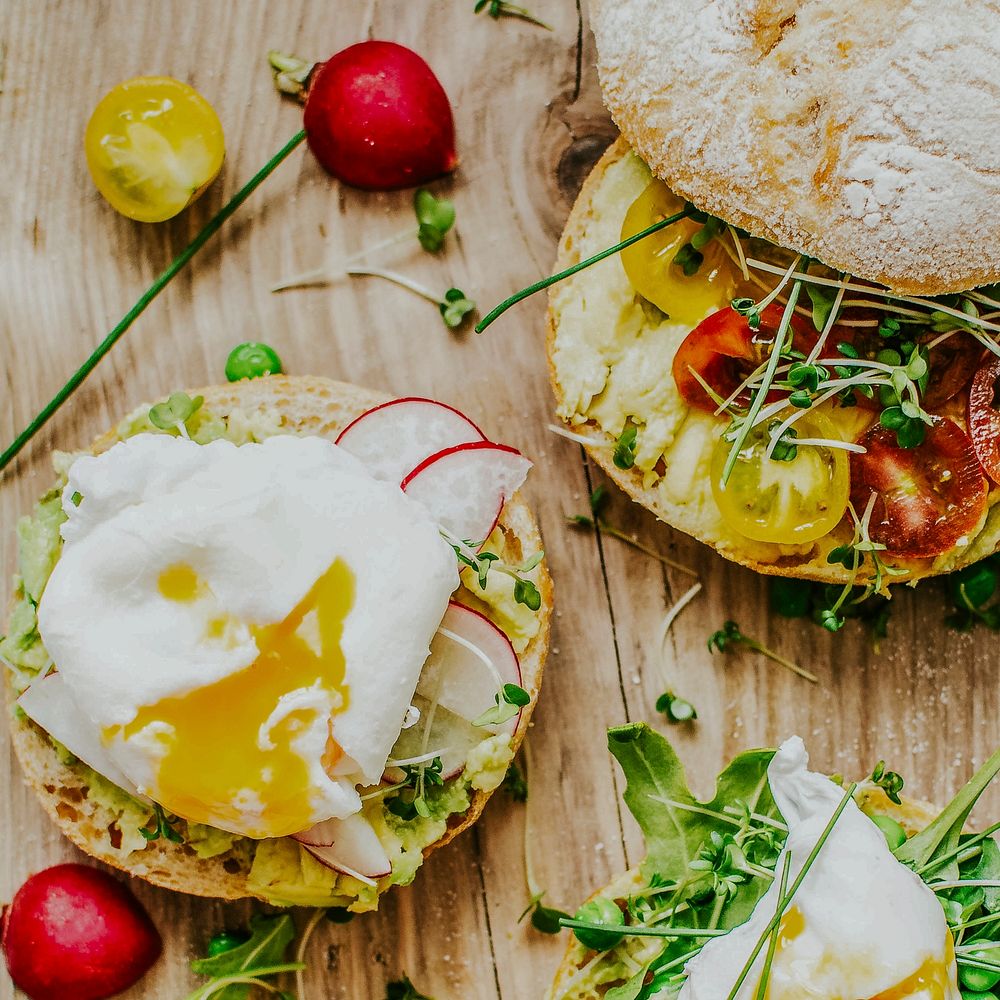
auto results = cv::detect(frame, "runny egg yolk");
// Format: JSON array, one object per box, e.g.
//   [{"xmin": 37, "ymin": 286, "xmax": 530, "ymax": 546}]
[
  {"xmin": 759, "ymin": 910, "xmax": 954, "ymax": 1000},
  {"xmin": 118, "ymin": 559, "xmax": 354, "ymax": 838}
]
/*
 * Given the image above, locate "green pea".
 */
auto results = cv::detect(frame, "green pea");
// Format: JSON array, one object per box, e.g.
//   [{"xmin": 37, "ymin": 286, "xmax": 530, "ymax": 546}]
[
  {"xmin": 573, "ymin": 897, "xmax": 626, "ymax": 951},
  {"xmin": 960, "ymin": 991, "xmax": 996, "ymax": 1000},
  {"xmin": 206, "ymin": 929, "xmax": 249, "ymax": 956},
  {"xmin": 769, "ymin": 577, "xmax": 810, "ymax": 618},
  {"xmin": 225, "ymin": 342, "xmax": 283, "ymax": 382},
  {"xmin": 949, "ymin": 562, "xmax": 998, "ymax": 612},
  {"xmin": 959, "ymin": 953, "xmax": 1000, "ymax": 993},
  {"xmin": 870, "ymin": 814, "xmax": 907, "ymax": 851}
]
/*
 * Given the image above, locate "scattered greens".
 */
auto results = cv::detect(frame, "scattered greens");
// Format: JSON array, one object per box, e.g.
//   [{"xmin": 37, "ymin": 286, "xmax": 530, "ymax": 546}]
[
  {"xmin": 708, "ymin": 620, "xmax": 817, "ymax": 683},
  {"xmin": 947, "ymin": 555, "xmax": 1000, "ymax": 631},
  {"xmin": 439, "ymin": 287, "xmax": 477, "ymax": 328},
  {"xmin": 386, "ymin": 976, "xmax": 433, "ymax": 1000},
  {"xmin": 473, "ymin": 0, "xmax": 552, "ymax": 29},
  {"xmin": 414, "ymin": 189, "xmax": 456, "ymax": 253},
  {"xmin": 186, "ymin": 913, "xmax": 301, "ymax": 1000},
  {"xmin": 387, "ymin": 756, "xmax": 445, "ymax": 820},
  {"xmin": 613, "ymin": 424, "xmax": 638, "ymax": 470},
  {"xmin": 148, "ymin": 392, "xmax": 204, "ymax": 435},
  {"xmin": 870, "ymin": 760, "xmax": 904, "ymax": 805}
]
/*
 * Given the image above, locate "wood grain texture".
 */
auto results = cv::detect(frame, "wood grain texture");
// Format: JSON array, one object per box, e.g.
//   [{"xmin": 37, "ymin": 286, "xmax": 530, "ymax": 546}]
[{"xmin": 0, "ymin": 2, "xmax": 997, "ymax": 999}]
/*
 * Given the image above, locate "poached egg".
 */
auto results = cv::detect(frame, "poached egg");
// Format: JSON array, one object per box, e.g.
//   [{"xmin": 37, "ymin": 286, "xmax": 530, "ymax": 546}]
[
  {"xmin": 678, "ymin": 737, "xmax": 960, "ymax": 1000},
  {"xmin": 36, "ymin": 433, "xmax": 458, "ymax": 839}
]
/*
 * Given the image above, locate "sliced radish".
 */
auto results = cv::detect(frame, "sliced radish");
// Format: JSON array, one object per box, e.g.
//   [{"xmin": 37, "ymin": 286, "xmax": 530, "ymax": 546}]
[
  {"xmin": 18, "ymin": 673, "xmax": 140, "ymax": 796},
  {"xmin": 401, "ymin": 442, "xmax": 531, "ymax": 546},
  {"xmin": 418, "ymin": 602, "xmax": 524, "ymax": 735},
  {"xmin": 335, "ymin": 397, "xmax": 486, "ymax": 484},
  {"xmin": 387, "ymin": 696, "xmax": 488, "ymax": 780},
  {"xmin": 296, "ymin": 814, "xmax": 391, "ymax": 882}
]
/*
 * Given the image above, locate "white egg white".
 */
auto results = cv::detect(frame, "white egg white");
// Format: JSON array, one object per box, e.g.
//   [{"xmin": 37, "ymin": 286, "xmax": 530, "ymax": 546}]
[
  {"xmin": 678, "ymin": 737, "xmax": 960, "ymax": 1000},
  {"xmin": 36, "ymin": 433, "xmax": 459, "ymax": 837}
]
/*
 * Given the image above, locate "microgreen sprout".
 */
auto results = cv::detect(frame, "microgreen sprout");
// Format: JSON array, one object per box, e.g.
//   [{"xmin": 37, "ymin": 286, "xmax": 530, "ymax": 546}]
[
  {"xmin": 473, "ymin": 0, "xmax": 552, "ymax": 28},
  {"xmin": 346, "ymin": 268, "xmax": 476, "ymax": 329},
  {"xmin": 612, "ymin": 424, "xmax": 638, "ymax": 470},
  {"xmin": 870, "ymin": 760, "xmax": 904, "ymax": 805},
  {"xmin": 473, "ymin": 682, "xmax": 530, "ymax": 727},
  {"xmin": 708, "ymin": 620, "xmax": 817, "ymax": 683},
  {"xmin": 568, "ymin": 486, "xmax": 699, "ymax": 577},
  {"xmin": 414, "ymin": 189, "xmax": 455, "ymax": 253},
  {"xmin": 387, "ymin": 756, "xmax": 444, "ymax": 820},
  {"xmin": 148, "ymin": 392, "xmax": 203, "ymax": 437},
  {"xmin": 519, "ymin": 892, "xmax": 571, "ymax": 935},
  {"xmin": 140, "ymin": 802, "xmax": 184, "ymax": 844},
  {"xmin": 448, "ymin": 536, "xmax": 543, "ymax": 610},
  {"xmin": 656, "ymin": 690, "xmax": 697, "ymax": 724}
]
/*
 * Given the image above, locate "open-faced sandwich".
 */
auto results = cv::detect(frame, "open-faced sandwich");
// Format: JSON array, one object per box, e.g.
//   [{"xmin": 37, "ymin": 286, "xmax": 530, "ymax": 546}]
[
  {"xmin": 545, "ymin": 1, "xmax": 1000, "ymax": 592},
  {"xmin": 549, "ymin": 724, "xmax": 1000, "ymax": 999},
  {"xmin": 1, "ymin": 375, "xmax": 550, "ymax": 911}
]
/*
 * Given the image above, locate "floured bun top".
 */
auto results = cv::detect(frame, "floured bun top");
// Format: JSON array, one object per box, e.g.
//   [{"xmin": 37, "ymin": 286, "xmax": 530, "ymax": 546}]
[{"xmin": 592, "ymin": 0, "xmax": 1000, "ymax": 294}]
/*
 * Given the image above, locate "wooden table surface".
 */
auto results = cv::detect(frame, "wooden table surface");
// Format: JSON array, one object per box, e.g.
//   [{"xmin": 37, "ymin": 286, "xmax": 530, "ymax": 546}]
[{"xmin": 2, "ymin": 2, "xmax": 998, "ymax": 998}]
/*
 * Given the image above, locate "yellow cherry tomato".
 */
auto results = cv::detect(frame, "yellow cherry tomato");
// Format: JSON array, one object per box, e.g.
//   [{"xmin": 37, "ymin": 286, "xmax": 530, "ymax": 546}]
[
  {"xmin": 711, "ymin": 410, "xmax": 850, "ymax": 544},
  {"xmin": 85, "ymin": 76, "xmax": 224, "ymax": 223},
  {"xmin": 621, "ymin": 179, "xmax": 744, "ymax": 327}
]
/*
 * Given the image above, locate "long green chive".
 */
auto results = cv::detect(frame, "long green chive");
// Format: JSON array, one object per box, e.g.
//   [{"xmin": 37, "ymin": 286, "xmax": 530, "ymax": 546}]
[
  {"xmin": 753, "ymin": 853, "xmax": 792, "ymax": 1000},
  {"xmin": 475, "ymin": 208, "xmax": 693, "ymax": 333},
  {"xmin": 720, "ymin": 267, "xmax": 806, "ymax": 487},
  {"xmin": 557, "ymin": 918, "xmax": 728, "ymax": 940},
  {"xmin": 0, "ymin": 130, "xmax": 308, "ymax": 475},
  {"xmin": 725, "ymin": 783, "xmax": 858, "ymax": 1000}
]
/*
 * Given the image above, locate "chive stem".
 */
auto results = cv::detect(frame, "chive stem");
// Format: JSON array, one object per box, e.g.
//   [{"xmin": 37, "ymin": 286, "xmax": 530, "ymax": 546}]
[
  {"xmin": 475, "ymin": 208, "xmax": 693, "ymax": 334},
  {"xmin": 557, "ymin": 918, "xmax": 728, "ymax": 939},
  {"xmin": 0, "ymin": 129, "xmax": 308, "ymax": 475},
  {"xmin": 753, "ymin": 853, "xmax": 792, "ymax": 1000}
]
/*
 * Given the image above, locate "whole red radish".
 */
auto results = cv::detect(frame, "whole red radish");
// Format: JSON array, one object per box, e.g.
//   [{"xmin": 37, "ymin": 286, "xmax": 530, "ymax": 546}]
[
  {"xmin": 302, "ymin": 40, "xmax": 457, "ymax": 190},
  {"xmin": 1, "ymin": 864, "xmax": 161, "ymax": 1000}
]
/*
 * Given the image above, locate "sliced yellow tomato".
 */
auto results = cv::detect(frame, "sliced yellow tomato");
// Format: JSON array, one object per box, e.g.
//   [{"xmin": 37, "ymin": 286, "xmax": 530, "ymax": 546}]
[
  {"xmin": 85, "ymin": 76, "xmax": 224, "ymax": 223},
  {"xmin": 711, "ymin": 410, "xmax": 850, "ymax": 544},
  {"xmin": 620, "ymin": 179, "xmax": 743, "ymax": 327}
]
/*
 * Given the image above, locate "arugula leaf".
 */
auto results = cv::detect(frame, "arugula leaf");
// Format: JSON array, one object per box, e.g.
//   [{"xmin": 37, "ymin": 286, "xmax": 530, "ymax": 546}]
[
  {"xmin": 607, "ymin": 723, "xmax": 778, "ymax": 928},
  {"xmin": 190, "ymin": 913, "xmax": 296, "ymax": 1000},
  {"xmin": 605, "ymin": 968, "xmax": 647, "ymax": 1000},
  {"xmin": 894, "ymin": 745, "xmax": 1000, "ymax": 877}
]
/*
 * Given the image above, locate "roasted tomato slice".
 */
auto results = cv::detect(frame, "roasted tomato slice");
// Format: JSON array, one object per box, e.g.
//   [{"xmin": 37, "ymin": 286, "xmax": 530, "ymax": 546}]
[
  {"xmin": 672, "ymin": 303, "xmax": 816, "ymax": 412},
  {"xmin": 968, "ymin": 356, "xmax": 1000, "ymax": 484},
  {"xmin": 850, "ymin": 418, "xmax": 988, "ymax": 559}
]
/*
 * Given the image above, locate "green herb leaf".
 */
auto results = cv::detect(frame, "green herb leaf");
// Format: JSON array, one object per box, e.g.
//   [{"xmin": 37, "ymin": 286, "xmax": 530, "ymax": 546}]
[
  {"xmin": 414, "ymin": 189, "xmax": 456, "ymax": 252},
  {"xmin": 148, "ymin": 392, "xmax": 204, "ymax": 432},
  {"xmin": 513, "ymin": 577, "xmax": 542, "ymax": 610},
  {"xmin": 870, "ymin": 760, "xmax": 904, "ymax": 805},
  {"xmin": 439, "ymin": 288, "xmax": 476, "ymax": 328},
  {"xmin": 472, "ymin": 0, "xmax": 552, "ymax": 28},
  {"xmin": 805, "ymin": 282, "xmax": 837, "ymax": 332},
  {"xmin": 190, "ymin": 913, "xmax": 297, "ymax": 1000},
  {"xmin": 895, "ymin": 746, "xmax": 1000, "ymax": 877},
  {"xmin": 613, "ymin": 424, "xmax": 638, "ymax": 470},
  {"xmin": 607, "ymin": 722, "xmax": 779, "ymax": 929}
]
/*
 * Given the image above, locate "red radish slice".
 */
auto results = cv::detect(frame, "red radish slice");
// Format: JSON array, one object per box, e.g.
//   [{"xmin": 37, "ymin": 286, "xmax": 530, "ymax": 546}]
[
  {"xmin": 291, "ymin": 817, "xmax": 340, "ymax": 848},
  {"xmin": 18, "ymin": 674, "xmax": 139, "ymax": 796},
  {"xmin": 336, "ymin": 397, "xmax": 485, "ymax": 484},
  {"xmin": 417, "ymin": 602, "xmax": 524, "ymax": 735},
  {"xmin": 402, "ymin": 442, "xmax": 531, "ymax": 546},
  {"xmin": 297, "ymin": 814, "xmax": 391, "ymax": 882}
]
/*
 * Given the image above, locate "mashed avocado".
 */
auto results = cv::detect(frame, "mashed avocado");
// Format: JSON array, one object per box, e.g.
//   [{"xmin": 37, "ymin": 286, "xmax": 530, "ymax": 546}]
[{"xmin": 3, "ymin": 402, "xmax": 532, "ymax": 909}]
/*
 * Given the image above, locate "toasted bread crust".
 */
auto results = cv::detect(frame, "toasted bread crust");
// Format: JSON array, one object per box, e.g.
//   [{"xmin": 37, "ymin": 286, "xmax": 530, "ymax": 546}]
[
  {"xmin": 5, "ymin": 375, "xmax": 551, "ymax": 902},
  {"xmin": 591, "ymin": 0, "xmax": 1000, "ymax": 295}
]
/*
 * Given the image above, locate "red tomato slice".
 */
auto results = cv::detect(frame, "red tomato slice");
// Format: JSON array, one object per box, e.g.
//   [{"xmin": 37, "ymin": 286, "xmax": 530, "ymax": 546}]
[
  {"xmin": 672, "ymin": 303, "xmax": 816, "ymax": 412},
  {"xmin": 968, "ymin": 356, "xmax": 1000, "ymax": 484},
  {"xmin": 849, "ymin": 418, "xmax": 988, "ymax": 559}
]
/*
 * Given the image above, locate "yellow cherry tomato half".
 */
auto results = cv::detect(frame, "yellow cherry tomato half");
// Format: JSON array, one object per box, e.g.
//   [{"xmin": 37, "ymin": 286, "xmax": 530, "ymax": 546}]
[
  {"xmin": 621, "ymin": 179, "xmax": 744, "ymax": 328},
  {"xmin": 85, "ymin": 76, "xmax": 224, "ymax": 223},
  {"xmin": 711, "ymin": 410, "xmax": 850, "ymax": 545}
]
